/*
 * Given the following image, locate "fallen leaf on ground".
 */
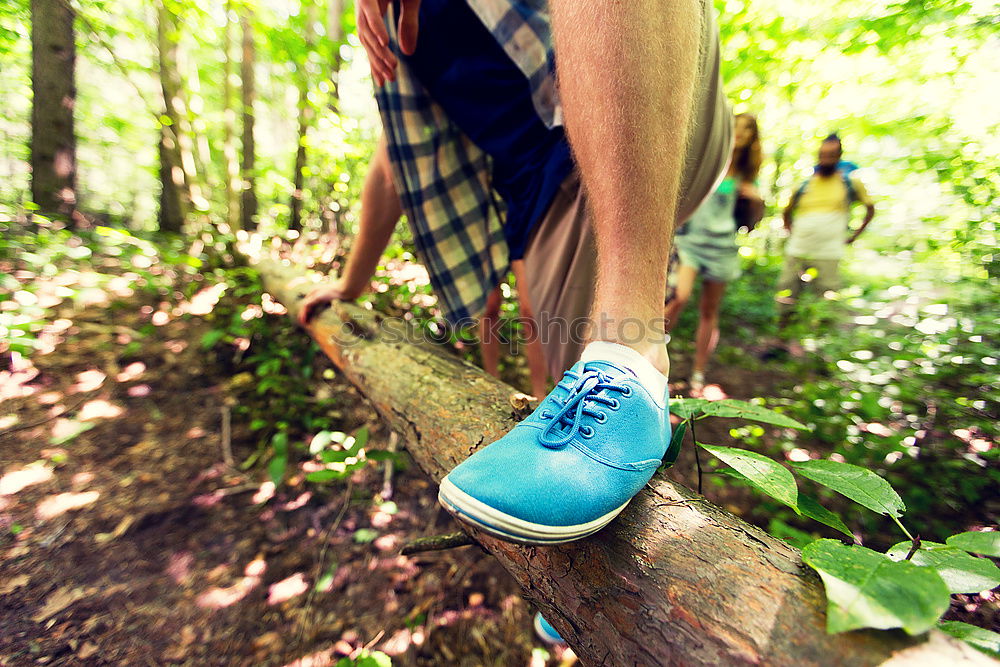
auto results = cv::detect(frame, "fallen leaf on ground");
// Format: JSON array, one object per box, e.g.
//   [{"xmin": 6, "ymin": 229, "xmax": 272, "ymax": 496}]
[
  {"xmin": 77, "ymin": 642, "xmax": 99, "ymax": 659},
  {"xmin": 33, "ymin": 586, "xmax": 90, "ymax": 622},
  {"xmin": 94, "ymin": 515, "xmax": 135, "ymax": 543},
  {"xmin": 0, "ymin": 574, "xmax": 30, "ymax": 595}
]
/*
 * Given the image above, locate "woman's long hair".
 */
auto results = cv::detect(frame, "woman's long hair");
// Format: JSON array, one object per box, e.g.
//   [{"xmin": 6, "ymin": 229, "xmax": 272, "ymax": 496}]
[{"xmin": 732, "ymin": 113, "xmax": 762, "ymax": 183}]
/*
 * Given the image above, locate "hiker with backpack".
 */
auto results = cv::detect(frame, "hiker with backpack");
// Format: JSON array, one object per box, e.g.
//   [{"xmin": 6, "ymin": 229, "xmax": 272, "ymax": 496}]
[
  {"xmin": 663, "ymin": 112, "xmax": 764, "ymax": 393},
  {"xmin": 777, "ymin": 133, "xmax": 875, "ymax": 327}
]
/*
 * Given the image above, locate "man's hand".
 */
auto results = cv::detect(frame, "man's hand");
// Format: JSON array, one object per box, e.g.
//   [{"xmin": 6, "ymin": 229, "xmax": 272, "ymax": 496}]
[
  {"xmin": 298, "ymin": 279, "xmax": 359, "ymax": 326},
  {"xmin": 356, "ymin": 0, "xmax": 422, "ymax": 86}
]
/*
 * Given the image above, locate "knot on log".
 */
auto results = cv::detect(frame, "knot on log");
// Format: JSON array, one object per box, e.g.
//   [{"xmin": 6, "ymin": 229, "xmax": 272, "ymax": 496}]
[
  {"xmin": 342, "ymin": 313, "xmax": 377, "ymax": 341},
  {"xmin": 509, "ymin": 392, "xmax": 538, "ymax": 419}
]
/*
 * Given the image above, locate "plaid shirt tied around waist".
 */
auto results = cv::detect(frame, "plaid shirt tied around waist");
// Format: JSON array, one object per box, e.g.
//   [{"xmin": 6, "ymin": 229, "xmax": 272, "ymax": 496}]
[{"xmin": 374, "ymin": 0, "xmax": 560, "ymax": 326}]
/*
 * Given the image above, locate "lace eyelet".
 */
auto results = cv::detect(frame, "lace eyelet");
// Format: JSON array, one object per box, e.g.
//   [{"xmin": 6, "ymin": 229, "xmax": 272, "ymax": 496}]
[
  {"xmin": 609, "ymin": 399, "xmax": 620, "ymax": 410},
  {"xmin": 621, "ymin": 385, "xmax": 633, "ymax": 397},
  {"xmin": 540, "ymin": 410, "xmax": 552, "ymax": 419},
  {"xmin": 581, "ymin": 425, "xmax": 595, "ymax": 438},
  {"xmin": 595, "ymin": 412, "xmax": 608, "ymax": 424}
]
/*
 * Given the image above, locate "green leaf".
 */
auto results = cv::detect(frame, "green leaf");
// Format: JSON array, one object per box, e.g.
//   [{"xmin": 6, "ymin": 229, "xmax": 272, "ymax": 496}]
[
  {"xmin": 699, "ymin": 444, "xmax": 798, "ymax": 510},
  {"xmin": 668, "ymin": 420, "xmax": 687, "ymax": 454},
  {"xmin": 937, "ymin": 621, "xmax": 1000, "ymax": 657},
  {"xmin": 200, "ymin": 328, "xmax": 226, "ymax": 348},
  {"xmin": 271, "ymin": 432, "xmax": 289, "ymax": 457},
  {"xmin": 790, "ymin": 460, "xmax": 905, "ymax": 517},
  {"xmin": 798, "ymin": 493, "xmax": 854, "ymax": 539},
  {"xmin": 240, "ymin": 450, "xmax": 261, "ymax": 470},
  {"xmin": 306, "ymin": 469, "xmax": 346, "ymax": 482},
  {"xmin": 711, "ymin": 457, "xmax": 850, "ymax": 537},
  {"xmin": 320, "ymin": 449, "xmax": 351, "ymax": 463},
  {"xmin": 355, "ymin": 651, "xmax": 392, "ymax": 667},
  {"xmin": 769, "ymin": 518, "xmax": 816, "ymax": 549},
  {"xmin": 801, "ymin": 539, "xmax": 950, "ymax": 635},
  {"xmin": 49, "ymin": 420, "xmax": 96, "ymax": 445},
  {"xmin": 947, "ymin": 531, "xmax": 1000, "ymax": 558},
  {"xmin": 886, "ymin": 541, "xmax": 1000, "ymax": 594},
  {"xmin": 353, "ymin": 528, "xmax": 378, "ymax": 544},
  {"xmin": 699, "ymin": 399, "xmax": 808, "ymax": 430},
  {"xmin": 365, "ymin": 450, "xmax": 396, "ymax": 462},
  {"xmin": 314, "ymin": 567, "xmax": 336, "ymax": 592},
  {"xmin": 669, "ymin": 398, "xmax": 708, "ymax": 420},
  {"xmin": 349, "ymin": 427, "xmax": 369, "ymax": 455},
  {"xmin": 268, "ymin": 455, "xmax": 287, "ymax": 486}
]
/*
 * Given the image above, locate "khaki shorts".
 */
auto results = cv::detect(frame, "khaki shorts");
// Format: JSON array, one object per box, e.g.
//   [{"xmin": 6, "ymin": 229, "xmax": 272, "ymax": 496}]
[{"xmin": 523, "ymin": 171, "xmax": 596, "ymax": 378}]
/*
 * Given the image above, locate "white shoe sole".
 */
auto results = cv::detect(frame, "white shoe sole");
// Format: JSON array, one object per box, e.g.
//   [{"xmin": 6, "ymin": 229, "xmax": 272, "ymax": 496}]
[
  {"xmin": 534, "ymin": 614, "xmax": 566, "ymax": 645},
  {"xmin": 437, "ymin": 477, "xmax": 629, "ymax": 545}
]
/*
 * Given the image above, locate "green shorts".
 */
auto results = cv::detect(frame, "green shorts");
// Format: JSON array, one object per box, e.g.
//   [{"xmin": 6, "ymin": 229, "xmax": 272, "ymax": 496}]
[{"xmin": 675, "ymin": 241, "xmax": 741, "ymax": 284}]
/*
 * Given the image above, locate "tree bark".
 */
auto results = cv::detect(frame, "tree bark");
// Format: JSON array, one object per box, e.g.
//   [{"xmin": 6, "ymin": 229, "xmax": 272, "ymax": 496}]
[
  {"xmin": 322, "ymin": 0, "xmax": 345, "ymax": 234},
  {"xmin": 288, "ymin": 98, "xmax": 310, "ymax": 234},
  {"xmin": 239, "ymin": 7, "xmax": 258, "ymax": 232},
  {"xmin": 156, "ymin": 0, "xmax": 192, "ymax": 233},
  {"xmin": 289, "ymin": 1, "xmax": 319, "ymax": 234},
  {"xmin": 256, "ymin": 258, "xmax": 993, "ymax": 666},
  {"xmin": 327, "ymin": 0, "xmax": 344, "ymax": 108},
  {"xmin": 30, "ymin": 0, "xmax": 77, "ymax": 223},
  {"xmin": 222, "ymin": 0, "xmax": 241, "ymax": 231},
  {"xmin": 157, "ymin": 133, "xmax": 185, "ymax": 234}
]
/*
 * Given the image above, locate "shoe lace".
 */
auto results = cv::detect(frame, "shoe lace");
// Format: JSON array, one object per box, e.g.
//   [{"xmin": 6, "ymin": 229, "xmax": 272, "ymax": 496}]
[{"xmin": 538, "ymin": 369, "xmax": 631, "ymax": 449}]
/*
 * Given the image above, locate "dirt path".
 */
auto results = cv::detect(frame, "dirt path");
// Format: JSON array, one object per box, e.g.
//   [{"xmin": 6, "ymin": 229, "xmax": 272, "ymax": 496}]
[{"xmin": 0, "ymin": 303, "xmax": 566, "ymax": 666}]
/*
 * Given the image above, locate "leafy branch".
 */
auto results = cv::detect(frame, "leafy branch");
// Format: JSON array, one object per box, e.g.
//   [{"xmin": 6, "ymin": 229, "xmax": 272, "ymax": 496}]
[{"xmin": 669, "ymin": 397, "xmax": 1000, "ymax": 654}]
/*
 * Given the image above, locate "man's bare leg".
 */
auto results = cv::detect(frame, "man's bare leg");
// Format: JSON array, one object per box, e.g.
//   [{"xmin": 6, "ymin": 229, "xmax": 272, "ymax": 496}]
[
  {"xmin": 479, "ymin": 286, "xmax": 502, "ymax": 379},
  {"xmin": 438, "ymin": 0, "xmax": 708, "ymax": 545},
  {"xmin": 550, "ymin": 0, "xmax": 702, "ymax": 376},
  {"xmin": 511, "ymin": 260, "xmax": 551, "ymax": 397}
]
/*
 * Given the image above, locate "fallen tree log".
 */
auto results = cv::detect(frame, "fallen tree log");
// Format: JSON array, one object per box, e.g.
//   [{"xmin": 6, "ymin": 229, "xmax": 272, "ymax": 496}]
[{"xmin": 258, "ymin": 257, "xmax": 991, "ymax": 666}]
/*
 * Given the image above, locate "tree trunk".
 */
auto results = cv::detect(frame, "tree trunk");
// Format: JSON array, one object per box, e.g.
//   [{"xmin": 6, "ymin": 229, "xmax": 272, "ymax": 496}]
[
  {"xmin": 156, "ymin": 0, "xmax": 196, "ymax": 233},
  {"xmin": 288, "ymin": 101, "xmax": 310, "ymax": 234},
  {"xmin": 30, "ymin": 0, "xmax": 77, "ymax": 224},
  {"xmin": 222, "ymin": 0, "xmax": 241, "ymax": 231},
  {"xmin": 289, "ymin": 1, "xmax": 319, "ymax": 234},
  {"xmin": 320, "ymin": 0, "xmax": 346, "ymax": 235},
  {"xmin": 327, "ymin": 0, "xmax": 344, "ymax": 107},
  {"xmin": 158, "ymin": 134, "xmax": 185, "ymax": 234},
  {"xmin": 239, "ymin": 7, "xmax": 258, "ymax": 232},
  {"xmin": 256, "ymin": 258, "xmax": 992, "ymax": 666}
]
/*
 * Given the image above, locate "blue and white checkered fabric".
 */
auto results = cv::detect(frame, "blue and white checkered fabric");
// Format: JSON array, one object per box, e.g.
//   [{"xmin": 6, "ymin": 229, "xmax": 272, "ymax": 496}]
[{"xmin": 374, "ymin": 1, "xmax": 560, "ymax": 325}]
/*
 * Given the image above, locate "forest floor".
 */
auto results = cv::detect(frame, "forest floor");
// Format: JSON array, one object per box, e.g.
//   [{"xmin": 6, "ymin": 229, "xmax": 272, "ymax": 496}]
[
  {"xmin": 0, "ymin": 284, "xmax": 995, "ymax": 666},
  {"xmin": 0, "ymin": 295, "xmax": 569, "ymax": 666}
]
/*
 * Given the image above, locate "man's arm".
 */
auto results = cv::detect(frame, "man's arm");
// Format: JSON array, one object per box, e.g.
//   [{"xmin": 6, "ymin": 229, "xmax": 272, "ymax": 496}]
[
  {"xmin": 739, "ymin": 181, "xmax": 764, "ymax": 229},
  {"xmin": 847, "ymin": 203, "xmax": 875, "ymax": 244},
  {"xmin": 782, "ymin": 201, "xmax": 794, "ymax": 231},
  {"xmin": 846, "ymin": 176, "xmax": 875, "ymax": 244},
  {"xmin": 298, "ymin": 135, "xmax": 403, "ymax": 324}
]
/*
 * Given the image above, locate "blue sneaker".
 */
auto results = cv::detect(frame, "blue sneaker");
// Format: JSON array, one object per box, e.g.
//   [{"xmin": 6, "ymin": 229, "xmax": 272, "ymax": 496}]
[
  {"xmin": 533, "ymin": 613, "xmax": 565, "ymax": 645},
  {"xmin": 438, "ymin": 359, "xmax": 675, "ymax": 544}
]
